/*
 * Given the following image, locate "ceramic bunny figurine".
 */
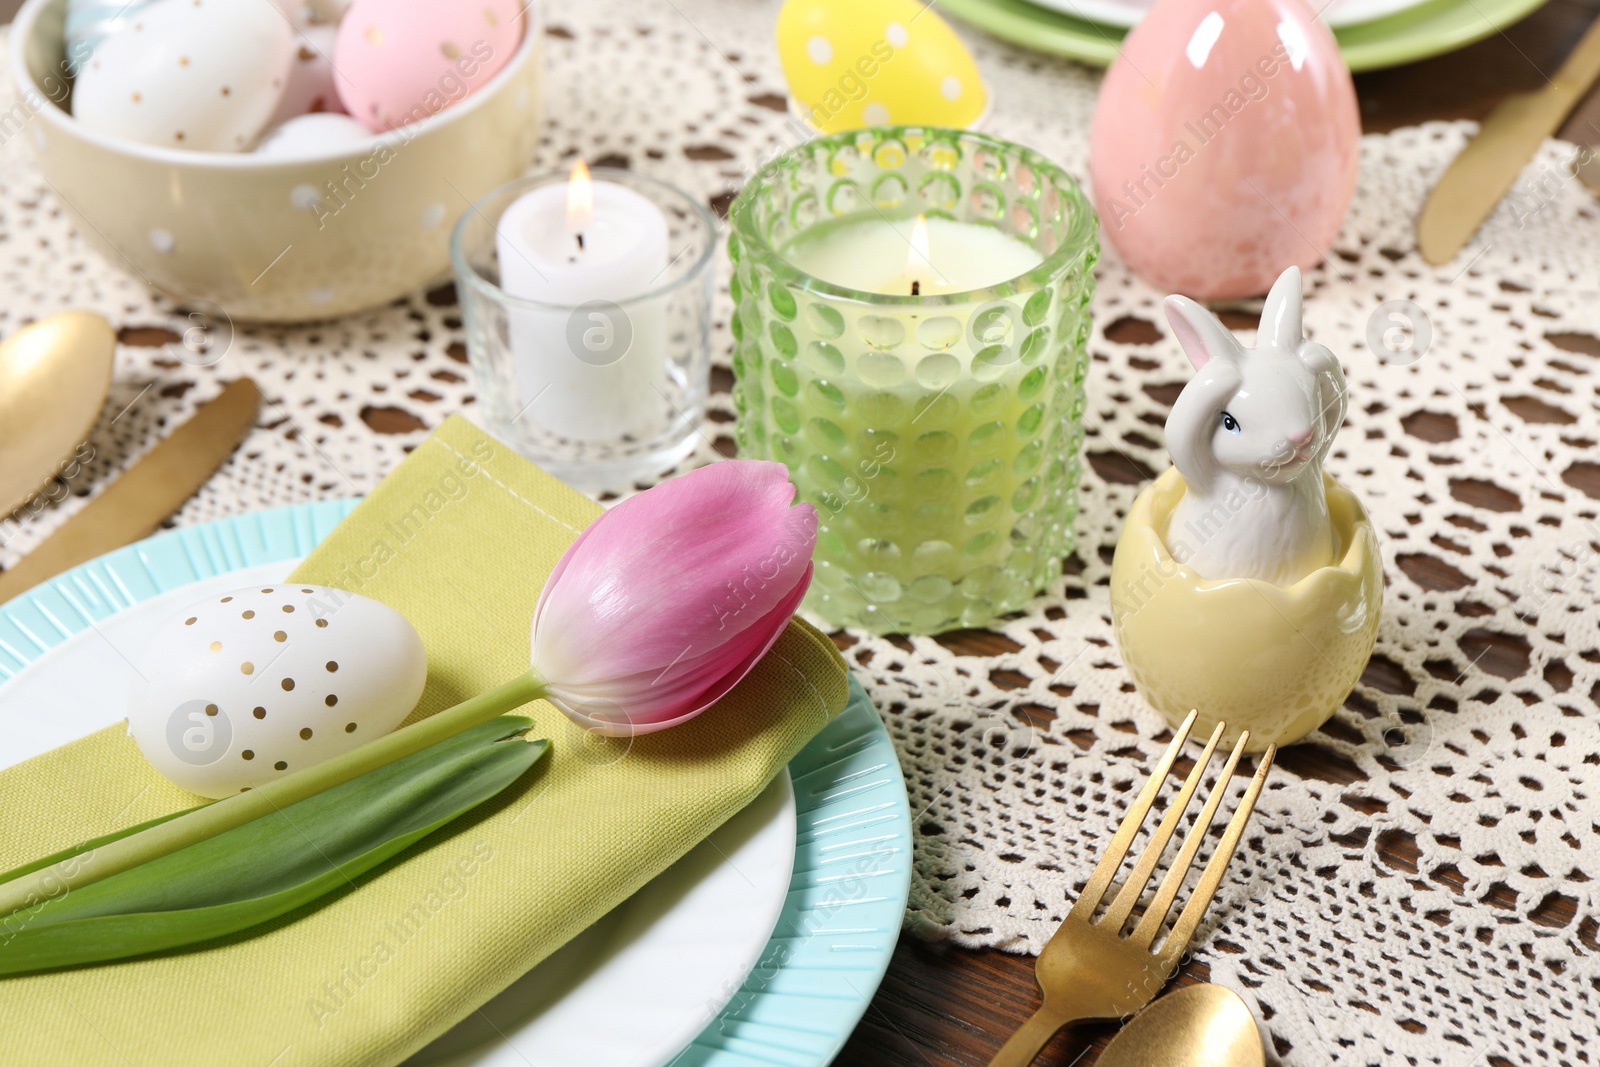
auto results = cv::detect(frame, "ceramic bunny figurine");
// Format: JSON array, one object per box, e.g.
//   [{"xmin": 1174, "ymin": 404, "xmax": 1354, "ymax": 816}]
[{"xmin": 1162, "ymin": 266, "xmax": 1347, "ymax": 586}]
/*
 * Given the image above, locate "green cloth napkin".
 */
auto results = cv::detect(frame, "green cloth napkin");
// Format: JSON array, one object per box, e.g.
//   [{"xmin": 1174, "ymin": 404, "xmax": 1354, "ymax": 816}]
[{"xmin": 0, "ymin": 415, "xmax": 848, "ymax": 1066}]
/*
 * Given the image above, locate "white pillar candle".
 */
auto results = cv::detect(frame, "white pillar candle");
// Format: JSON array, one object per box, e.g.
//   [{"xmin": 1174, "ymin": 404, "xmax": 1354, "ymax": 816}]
[
  {"xmin": 782, "ymin": 215, "xmax": 1043, "ymax": 297},
  {"xmin": 495, "ymin": 161, "xmax": 669, "ymax": 442}
]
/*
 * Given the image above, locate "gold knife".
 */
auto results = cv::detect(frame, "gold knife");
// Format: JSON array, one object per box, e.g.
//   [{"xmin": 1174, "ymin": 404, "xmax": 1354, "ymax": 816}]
[
  {"xmin": 1418, "ymin": 18, "xmax": 1600, "ymax": 265},
  {"xmin": 0, "ymin": 377, "xmax": 261, "ymax": 605}
]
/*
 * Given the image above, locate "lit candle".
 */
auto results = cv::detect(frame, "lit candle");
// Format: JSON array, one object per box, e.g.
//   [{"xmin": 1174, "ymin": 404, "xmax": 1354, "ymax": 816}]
[
  {"xmin": 496, "ymin": 160, "xmax": 669, "ymax": 442},
  {"xmin": 728, "ymin": 126, "xmax": 1099, "ymax": 634},
  {"xmin": 773, "ymin": 213, "xmax": 1051, "ymax": 631},
  {"xmin": 783, "ymin": 214, "xmax": 1043, "ymax": 297}
]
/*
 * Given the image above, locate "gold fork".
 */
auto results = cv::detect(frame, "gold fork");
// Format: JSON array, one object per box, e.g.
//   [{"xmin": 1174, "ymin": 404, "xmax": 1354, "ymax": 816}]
[{"xmin": 988, "ymin": 710, "xmax": 1275, "ymax": 1067}]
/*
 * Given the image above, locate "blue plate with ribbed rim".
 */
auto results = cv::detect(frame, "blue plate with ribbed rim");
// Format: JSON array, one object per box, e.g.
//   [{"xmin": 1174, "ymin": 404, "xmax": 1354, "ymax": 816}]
[{"xmin": 0, "ymin": 500, "xmax": 911, "ymax": 1067}]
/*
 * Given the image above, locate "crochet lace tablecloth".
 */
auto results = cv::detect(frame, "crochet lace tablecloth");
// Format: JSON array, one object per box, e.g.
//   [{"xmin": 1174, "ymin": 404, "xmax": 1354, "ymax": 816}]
[{"xmin": 2, "ymin": 2, "xmax": 1598, "ymax": 1064}]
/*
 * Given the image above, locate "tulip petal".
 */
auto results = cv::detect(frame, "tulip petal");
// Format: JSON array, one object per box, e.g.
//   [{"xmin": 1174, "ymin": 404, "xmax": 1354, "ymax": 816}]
[
  {"xmin": 532, "ymin": 461, "xmax": 815, "ymax": 687},
  {"xmin": 531, "ymin": 516, "xmax": 598, "ymax": 634},
  {"xmin": 530, "ymin": 460, "xmax": 817, "ymax": 735},
  {"xmin": 544, "ymin": 565, "xmax": 812, "ymax": 735}
]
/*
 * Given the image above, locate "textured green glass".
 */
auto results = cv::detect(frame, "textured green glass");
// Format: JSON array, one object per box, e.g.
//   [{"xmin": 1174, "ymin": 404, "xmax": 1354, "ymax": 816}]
[{"xmin": 729, "ymin": 126, "xmax": 1099, "ymax": 634}]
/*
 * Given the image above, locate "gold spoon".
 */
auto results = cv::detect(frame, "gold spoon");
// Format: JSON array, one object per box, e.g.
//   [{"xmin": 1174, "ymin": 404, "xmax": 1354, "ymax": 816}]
[
  {"xmin": 1098, "ymin": 985, "xmax": 1264, "ymax": 1067},
  {"xmin": 0, "ymin": 312, "xmax": 116, "ymax": 515}
]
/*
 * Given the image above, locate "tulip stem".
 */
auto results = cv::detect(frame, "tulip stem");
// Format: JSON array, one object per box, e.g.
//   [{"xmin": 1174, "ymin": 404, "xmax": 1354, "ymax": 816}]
[{"xmin": 0, "ymin": 668, "xmax": 547, "ymax": 920}]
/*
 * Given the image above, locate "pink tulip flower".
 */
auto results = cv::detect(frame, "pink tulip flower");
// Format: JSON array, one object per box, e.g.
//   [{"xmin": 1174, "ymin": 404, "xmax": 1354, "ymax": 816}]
[{"xmin": 531, "ymin": 460, "xmax": 817, "ymax": 735}]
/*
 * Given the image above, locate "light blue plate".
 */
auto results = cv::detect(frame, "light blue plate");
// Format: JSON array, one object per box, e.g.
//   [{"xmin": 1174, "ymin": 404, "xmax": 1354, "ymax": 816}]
[{"xmin": 0, "ymin": 500, "xmax": 911, "ymax": 1067}]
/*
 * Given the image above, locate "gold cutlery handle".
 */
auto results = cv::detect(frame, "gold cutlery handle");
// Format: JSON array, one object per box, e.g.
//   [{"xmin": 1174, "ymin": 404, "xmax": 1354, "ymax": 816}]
[{"xmin": 988, "ymin": 1006, "xmax": 1073, "ymax": 1067}]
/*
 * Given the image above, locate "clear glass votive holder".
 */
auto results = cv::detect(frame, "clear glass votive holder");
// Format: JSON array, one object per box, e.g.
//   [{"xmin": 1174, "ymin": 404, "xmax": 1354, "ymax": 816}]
[
  {"xmin": 728, "ymin": 126, "xmax": 1099, "ymax": 634},
  {"xmin": 451, "ymin": 170, "xmax": 717, "ymax": 489}
]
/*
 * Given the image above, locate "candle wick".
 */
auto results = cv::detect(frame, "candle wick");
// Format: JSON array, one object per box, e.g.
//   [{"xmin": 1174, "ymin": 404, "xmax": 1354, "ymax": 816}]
[
  {"xmin": 911, "ymin": 280, "xmax": 921, "ymax": 297},
  {"xmin": 575, "ymin": 232, "xmax": 585, "ymax": 251}
]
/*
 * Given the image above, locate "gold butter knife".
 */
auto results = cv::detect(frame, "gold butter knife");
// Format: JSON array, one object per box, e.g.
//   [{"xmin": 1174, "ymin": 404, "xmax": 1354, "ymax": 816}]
[
  {"xmin": 1417, "ymin": 18, "xmax": 1600, "ymax": 266},
  {"xmin": 0, "ymin": 377, "xmax": 261, "ymax": 605}
]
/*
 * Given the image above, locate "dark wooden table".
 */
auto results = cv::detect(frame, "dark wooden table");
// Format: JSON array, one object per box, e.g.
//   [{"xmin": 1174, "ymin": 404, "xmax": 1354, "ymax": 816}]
[{"xmin": 831, "ymin": 3, "xmax": 1600, "ymax": 1063}]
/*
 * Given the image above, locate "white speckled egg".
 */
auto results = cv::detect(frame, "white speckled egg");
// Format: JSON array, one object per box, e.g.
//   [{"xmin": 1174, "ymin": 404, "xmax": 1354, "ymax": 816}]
[
  {"xmin": 72, "ymin": 0, "xmax": 295, "ymax": 152},
  {"xmin": 255, "ymin": 113, "xmax": 372, "ymax": 158},
  {"xmin": 127, "ymin": 584, "xmax": 427, "ymax": 798},
  {"xmin": 62, "ymin": 0, "xmax": 153, "ymax": 75}
]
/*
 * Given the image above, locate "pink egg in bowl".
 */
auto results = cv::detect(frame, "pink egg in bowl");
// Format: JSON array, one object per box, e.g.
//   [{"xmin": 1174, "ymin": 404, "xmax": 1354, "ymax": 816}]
[
  {"xmin": 335, "ymin": 0, "xmax": 524, "ymax": 132},
  {"xmin": 1089, "ymin": 0, "xmax": 1360, "ymax": 300}
]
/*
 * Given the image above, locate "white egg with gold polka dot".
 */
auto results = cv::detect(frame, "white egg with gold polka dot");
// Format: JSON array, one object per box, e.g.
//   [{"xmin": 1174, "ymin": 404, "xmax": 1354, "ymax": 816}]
[
  {"xmin": 126, "ymin": 584, "xmax": 427, "ymax": 798},
  {"xmin": 775, "ymin": 0, "xmax": 989, "ymax": 134},
  {"xmin": 71, "ymin": 0, "xmax": 295, "ymax": 151}
]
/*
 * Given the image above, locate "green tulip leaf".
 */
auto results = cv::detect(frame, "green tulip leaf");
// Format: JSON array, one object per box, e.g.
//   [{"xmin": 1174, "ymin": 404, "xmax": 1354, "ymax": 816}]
[{"xmin": 0, "ymin": 716, "xmax": 548, "ymax": 977}]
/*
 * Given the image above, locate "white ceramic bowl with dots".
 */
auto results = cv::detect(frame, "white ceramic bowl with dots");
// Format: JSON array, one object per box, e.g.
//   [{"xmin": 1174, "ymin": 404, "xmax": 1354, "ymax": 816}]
[
  {"xmin": 9, "ymin": 0, "xmax": 544, "ymax": 322},
  {"xmin": 126, "ymin": 583, "xmax": 428, "ymax": 798}
]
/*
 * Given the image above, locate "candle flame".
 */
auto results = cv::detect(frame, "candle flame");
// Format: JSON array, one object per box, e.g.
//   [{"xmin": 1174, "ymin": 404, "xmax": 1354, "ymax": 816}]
[
  {"xmin": 566, "ymin": 158, "xmax": 594, "ymax": 231},
  {"xmin": 907, "ymin": 215, "xmax": 932, "ymax": 275}
]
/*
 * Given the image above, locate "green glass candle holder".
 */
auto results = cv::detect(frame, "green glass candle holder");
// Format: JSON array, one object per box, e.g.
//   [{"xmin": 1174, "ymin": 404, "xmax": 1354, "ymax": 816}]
[{"xmin": 728, "ymin": 126, "xmax": 1099, "ymax": 634}]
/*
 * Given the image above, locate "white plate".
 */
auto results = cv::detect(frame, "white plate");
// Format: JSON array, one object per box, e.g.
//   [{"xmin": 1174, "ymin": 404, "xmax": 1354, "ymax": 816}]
[
  {"xmin": 0, "ymin": 560, "xmax": 796, "ymax": 1067},
  {"xmin": 409, "ymin": 774, "xmax": 793, "ymax": 1067},
  {"xmin": 1029, "ymin": 0, "xmax": 1440, "ymax": 30}
]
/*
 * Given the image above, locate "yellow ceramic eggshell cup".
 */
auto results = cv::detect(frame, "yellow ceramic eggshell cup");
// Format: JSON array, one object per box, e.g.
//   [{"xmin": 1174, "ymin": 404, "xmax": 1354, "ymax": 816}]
[
  {"xmin": 775, "ymin": 0, "xmax": 988, "ymax": 134},
  {"xmin": 1110, "ymin": 468, "xmax": 1382, "ymax": 752}
]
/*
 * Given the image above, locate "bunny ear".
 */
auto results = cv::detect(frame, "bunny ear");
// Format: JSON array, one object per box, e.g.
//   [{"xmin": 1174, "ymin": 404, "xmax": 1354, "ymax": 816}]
[
  {"xmin": 1164, "ymin": 294, "xmax": 1241, "ymax": 372},
  {"xmin": 1259, "ymin": 266, "xmax": 1304, "ymax": 352}
]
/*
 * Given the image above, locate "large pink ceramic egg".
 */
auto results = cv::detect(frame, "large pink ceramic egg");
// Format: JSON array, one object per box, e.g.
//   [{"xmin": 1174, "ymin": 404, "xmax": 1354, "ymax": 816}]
[
  {"xmin": 333, "ymin": 0, "xmax": 523, "ymax": 132},
  {"xmin": 1089, "ymin": 0, "xmax": 1359, "ymax": 300}
]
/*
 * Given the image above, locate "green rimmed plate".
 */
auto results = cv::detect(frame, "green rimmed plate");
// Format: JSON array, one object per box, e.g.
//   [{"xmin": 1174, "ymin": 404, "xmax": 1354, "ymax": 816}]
[{"xmin": 940, "ymin": 0, "xmax": 1550, "ymax": 71}]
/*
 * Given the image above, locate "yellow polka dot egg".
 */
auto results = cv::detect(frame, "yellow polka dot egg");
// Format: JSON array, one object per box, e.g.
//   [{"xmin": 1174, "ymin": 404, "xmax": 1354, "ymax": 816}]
[
  {"xmin": 127, "ymin": 584, "xmax": 427, "ymax": 798},
  {"xmin": 775, "ymin": 0, "xmax": 988, "ymax": 134}
]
